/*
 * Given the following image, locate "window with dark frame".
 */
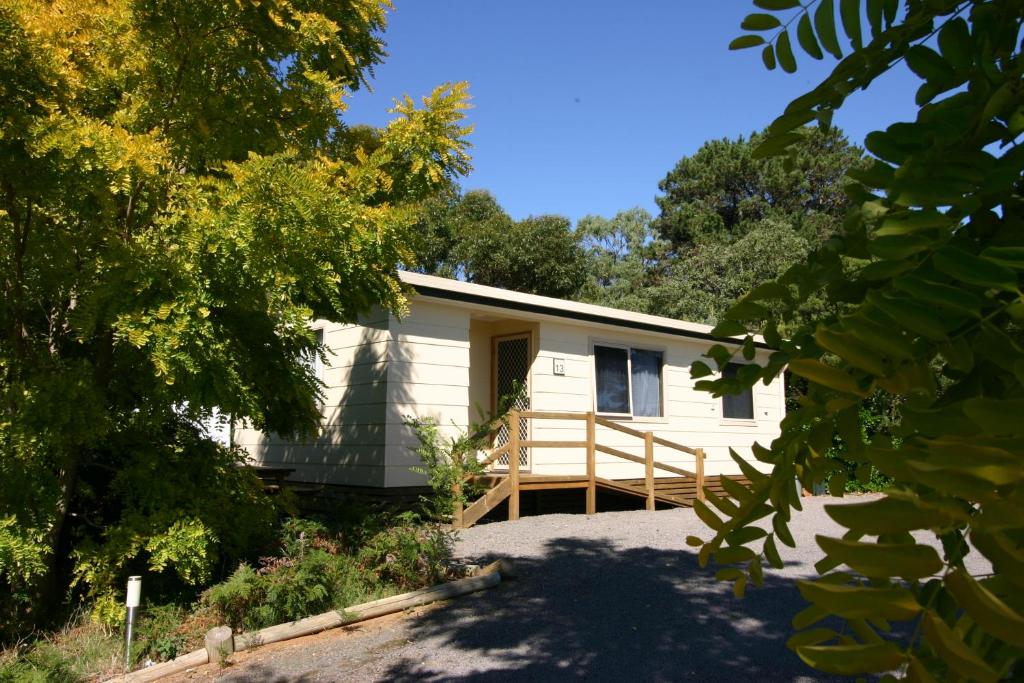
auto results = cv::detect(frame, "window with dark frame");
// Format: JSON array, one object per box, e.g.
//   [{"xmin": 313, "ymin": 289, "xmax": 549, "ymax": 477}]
[
  {"xmin": 593, "ymin": 344, "xmax": 663, "ymax": 417},
  {"xmin": 721, "ymin": 363, "xmax": 755, "ymax": 420}
]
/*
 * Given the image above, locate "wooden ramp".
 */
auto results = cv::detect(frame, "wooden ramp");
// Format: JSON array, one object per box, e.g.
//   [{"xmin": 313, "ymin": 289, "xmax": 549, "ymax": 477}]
[
  {"xmin": 593, "ymin": 477, "xmax": 692, "ymax": 508},
  {"xmin": 460, "ymin": 474, "xmax": 698, "ymax": 526},
  {"xmin": 454, "ymin": 410, "xmax": 736, "ymax": 529},
  {"xmin": 615, "ymin": 475, "xmax": 746, "ymax": 502}
]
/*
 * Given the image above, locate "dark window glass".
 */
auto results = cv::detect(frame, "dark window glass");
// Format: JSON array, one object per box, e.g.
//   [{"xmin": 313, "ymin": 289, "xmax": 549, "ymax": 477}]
[
  {"xmin": 630, "ymin": 349, "xmax": 663, "ymax": 417},
  {"xmin": 594, "ymin": 345, "xmax": 629, "ymax": 413},
  {"xmin": 722, "ymin": 363, "xmax": 754, "ymax": 419}
]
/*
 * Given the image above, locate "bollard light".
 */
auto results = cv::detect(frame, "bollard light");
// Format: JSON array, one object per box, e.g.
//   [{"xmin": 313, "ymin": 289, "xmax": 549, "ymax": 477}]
[
  {"xmin": 126, "ymin": 576, "xmax": 141, "ymax": 608},
  {"xmin": 124, "ymin": 576, "xmax": 141, "ymax": 672}
]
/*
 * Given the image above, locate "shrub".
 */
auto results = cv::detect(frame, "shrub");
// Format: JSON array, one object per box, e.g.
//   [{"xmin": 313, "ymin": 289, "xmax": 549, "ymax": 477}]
[
  {"xmin": 203, "ymin": 564, "xmax": 261, "ymax": 632},
  {"xmin": 67, "ymin": 427, "xmax": 279, "ymax": 629},
  {"xmin": 825, "ymin": 403, "xmax": 897, "ymax": 494},
  {"xmin": 203, "ymin": 513, "xmax": 452, "ymax": 631},
  {"xmin": 357, "ymin": 513, "xmax": 454, "ymax": 589},
  {"xmin": 132, "ymin": 604, "xmax": 189, "ymax": 664},
  {"xmin": 407, "ymin": 381, "xmax": 526, "ymax": 521}
]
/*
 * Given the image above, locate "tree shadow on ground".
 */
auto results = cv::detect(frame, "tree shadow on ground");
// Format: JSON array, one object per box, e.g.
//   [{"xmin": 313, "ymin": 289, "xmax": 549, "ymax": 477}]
[{"xmin": 382, "ymin": 537, "xmax": 849, "ymax": 682}]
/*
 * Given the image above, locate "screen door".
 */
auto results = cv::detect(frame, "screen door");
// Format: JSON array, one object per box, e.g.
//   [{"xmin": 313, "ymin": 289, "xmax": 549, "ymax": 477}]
[{"xmin": 493, "ymin": 333, "xmax": 531, "ymax": 471}]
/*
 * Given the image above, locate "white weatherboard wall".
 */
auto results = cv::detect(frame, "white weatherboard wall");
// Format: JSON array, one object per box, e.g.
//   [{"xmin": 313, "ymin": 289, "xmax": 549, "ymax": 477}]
[
  {"xmin": 528, "ymin": 319, "xmax": 783, "ymax": 480},
  {"xmin": 239, "ymin": 295, "xmax": 784, "ymax": 489},
  {"xmin": 383, "ymin": 301, "xmax": 471, "ymax": 487},
  {"xmin": 234, "ymin": 309, "xmax": 391, "ymax": 487}
]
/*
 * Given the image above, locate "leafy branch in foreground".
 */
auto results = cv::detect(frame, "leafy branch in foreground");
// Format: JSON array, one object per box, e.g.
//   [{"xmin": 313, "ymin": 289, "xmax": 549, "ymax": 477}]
[{"xmin": 693, "ymin": 1, "xmax": 1024, "ymax": 679}]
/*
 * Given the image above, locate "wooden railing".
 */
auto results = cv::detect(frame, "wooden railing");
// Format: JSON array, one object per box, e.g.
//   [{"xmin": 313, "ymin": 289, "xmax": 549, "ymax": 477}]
[{"xmin": 453, "ymin": 410, "xmax": 706, "ymax": 528}]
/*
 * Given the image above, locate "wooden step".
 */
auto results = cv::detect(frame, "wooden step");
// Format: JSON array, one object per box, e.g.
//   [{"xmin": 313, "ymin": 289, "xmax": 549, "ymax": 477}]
[{"xmin": 460, "ymin": 477, "xmax": 512, "ymax": 528}]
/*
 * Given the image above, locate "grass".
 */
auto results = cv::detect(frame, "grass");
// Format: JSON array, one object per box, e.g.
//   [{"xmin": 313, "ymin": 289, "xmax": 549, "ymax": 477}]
[{"xmin": 0, "ymin": 615, "xmax": 122, "ymax": 682}]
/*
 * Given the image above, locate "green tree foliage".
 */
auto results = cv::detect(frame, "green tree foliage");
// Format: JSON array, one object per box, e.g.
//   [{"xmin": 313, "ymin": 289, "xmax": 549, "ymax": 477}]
[
  {"xmin": 411, "ymin": 189, "xmax": 588, "ymax": 298},
  {"xmin": 692, "ymin": 1, "xmax": 1024, "ymax": 679},
  {"xmin": 0, "ymin": 0, "xmax": 471, "ymax": 633},
  {"xmin": 464, "ymin": 213, "xmax": 586, "ymax": 298},
  {"xmin": 650, "ymin": 218, "xmax": 818, "ymax": 325},
  {"xmin": 579, "ymin": 132, "xmax": 862, "ymax": 328},
  {"xmin": 654, "ymin": 126, "xmax": 864, "ymax": 249},
  {"xmin": 576, "ymin": 207, "xmax": 670, "ymax": 312},
  {"xmin": 651, "ymin": 128, "xmax": 864, "ymax": 327}
]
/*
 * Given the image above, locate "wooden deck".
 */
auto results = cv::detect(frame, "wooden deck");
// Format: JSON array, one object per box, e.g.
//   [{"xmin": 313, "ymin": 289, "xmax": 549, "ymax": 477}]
[
  {"xmin": 454, "ymin": 410, "xmax": 731, "ymax": 529},
  {"xmin": 458, "ymin": 474, "xmax": 750, "ymax": 527}
]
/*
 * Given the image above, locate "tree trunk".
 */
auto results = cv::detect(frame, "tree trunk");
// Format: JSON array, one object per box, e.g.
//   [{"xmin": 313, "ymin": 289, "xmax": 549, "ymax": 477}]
[{"xmin": 34, "ymin": 454, "xmax": 81, "ymax": 625}]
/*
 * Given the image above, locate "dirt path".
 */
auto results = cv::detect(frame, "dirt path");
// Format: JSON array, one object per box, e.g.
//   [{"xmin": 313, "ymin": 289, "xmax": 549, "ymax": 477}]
[{"xmin": 170, "ymin": 496, "xmax": 988, "ymax": 682}]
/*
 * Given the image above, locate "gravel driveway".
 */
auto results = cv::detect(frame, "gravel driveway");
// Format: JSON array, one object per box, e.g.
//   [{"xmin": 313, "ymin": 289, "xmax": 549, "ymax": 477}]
[{"xmin": 208, "ymin": 495, "xmax": 989, "ymax": 682}]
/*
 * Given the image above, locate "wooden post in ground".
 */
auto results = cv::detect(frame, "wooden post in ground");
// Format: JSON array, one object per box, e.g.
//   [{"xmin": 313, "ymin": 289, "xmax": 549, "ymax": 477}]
[
  {"xmin": 695, "ymin": 448, "xmax": 706, "ymax": 501},
  {"xmin": 508, "ymin": 411, "xmax": 520, "ymax": 521},
  {"xmin": 586, "ymin": 412, "xmax": 596, "ymax": 515},
  {"xmin": 644, "ymin": 431, "xmax": 655, "ymax": 511}
]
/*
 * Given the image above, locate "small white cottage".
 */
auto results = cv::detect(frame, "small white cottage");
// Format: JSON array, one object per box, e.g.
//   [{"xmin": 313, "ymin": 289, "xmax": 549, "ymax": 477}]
[{"xmin": 234, "ymin": 272, "xmax": 784, "ymax": 499}]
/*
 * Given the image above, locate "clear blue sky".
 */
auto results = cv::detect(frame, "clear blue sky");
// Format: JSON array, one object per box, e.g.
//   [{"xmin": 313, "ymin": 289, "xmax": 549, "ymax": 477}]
[{"xmin": 345, "ymin": 1, "xmax": 919, "ymax": 223}]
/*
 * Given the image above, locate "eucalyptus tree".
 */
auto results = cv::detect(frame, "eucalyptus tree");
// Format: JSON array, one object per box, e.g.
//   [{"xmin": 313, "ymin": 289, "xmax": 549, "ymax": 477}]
[{"xmin": 576, "ymin": 207, "xmax": 670, "ymax": 312}]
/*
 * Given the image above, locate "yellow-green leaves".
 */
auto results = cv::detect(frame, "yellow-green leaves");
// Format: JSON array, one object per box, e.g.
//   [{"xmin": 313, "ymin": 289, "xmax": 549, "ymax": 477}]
[
  {"xmin": 814, "ymin": 327, "xmax": 886, "ymax": 375},
  {"xmin": 875, "ymin": 209, "xmax": 952, "ymax": 236},
  {"xmin": 933, "ymin": 247, "xmax": 1019, "ymax": 292},
  {"xmin": 937, "ymin": 18, "xmax": 973, "ymax": 69},
  {"xmin": 776, "ymin": 30, "xmax": 797, "ymax": 73},
  {"xmin": 921, "ymin": 612, "xmax": 1001, "ymax": 683},
  {"xmin": 798, "ymin": 580, "xmax": 922, "ymax": 620},
  {"xmin": 716, "ymin": 1, "xmax": 1024, "ymax": 680},
  {"xmin": 946, "ymin": 569, "xmax": 1024, "ymax": 648},
  {"xmin": 730, "ymin": 35, "xmax": 767, "ymax": 50},
  {"xmin": 905, "ymin": 46, "xmax": 955, "ymax": 83},
  {"xmin": 754, "ymin": 0, "xmax": 801, "ymax": 8},
  {"xmin": 824, "ymin": 495, "xmax": 965, "ymax": 534},
  {"xmin": 0, "ymin": 0, "xmax": 475, "ymax": 629},
  {"xmin": 788, "ymin": 359, "xmax": 866, "ymax": 396},
  {"xmin": 797, "ymin": 13, "xmax": 824, "ymax": 60},
  {"xmin": 963, "ymin": 398, "xmax": 1024, "ymax": 436},
  {"xmin": 795, "ymin": 642, "xmax": 905, "ymax": 675},
  {"xmin": 741, "ymin": 13, "xmax": 782, "ymax": 31},
  {"xmin": 816, "ymin": 535, "xmax": 943, "ymax": 580},
  {"xmin": 839, "ymin": 0, "xmax": 862, "ymax": 49},
  {"xmin": 736, "ymin": 0, "xmax": 897, "ymax": 80}
]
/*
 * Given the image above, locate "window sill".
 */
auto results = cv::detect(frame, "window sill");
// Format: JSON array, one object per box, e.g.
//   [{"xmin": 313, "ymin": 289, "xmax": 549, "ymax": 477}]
[
  {"xmin": 596, "ymin": 414, "xmax": 669, "ymax": 424},
  {"xmin": 719, "ymin": 418, "xmax": 759, "ymax": 427}
]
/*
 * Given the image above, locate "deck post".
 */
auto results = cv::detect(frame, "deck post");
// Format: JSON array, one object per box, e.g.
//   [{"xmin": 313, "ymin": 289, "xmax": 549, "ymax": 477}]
[
  {"xmin": 508, "ymin": 411, "xmax": 520, "ymax": 521},
  {"xmin": 644, "ymin": 432, "xmax": 655, "ymax": 511},
  {"xmin": 585, "ymin": 412, "xmax": 596, "ymax": 515},
  {"xmin": 695, "ymin": 448, "xmax": 706, "ymax": 501}
]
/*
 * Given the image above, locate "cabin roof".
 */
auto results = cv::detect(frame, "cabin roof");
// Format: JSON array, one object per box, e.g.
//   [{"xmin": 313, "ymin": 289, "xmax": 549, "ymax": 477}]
[{"xmin": 398, "ymin": 271, "xmax": 769, "ymax": 348}]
